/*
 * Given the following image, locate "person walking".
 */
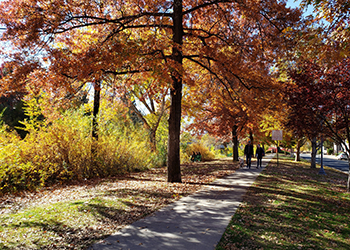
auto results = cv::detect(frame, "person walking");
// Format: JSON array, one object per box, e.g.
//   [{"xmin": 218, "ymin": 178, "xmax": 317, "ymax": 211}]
[
  {"xmin": 244, "ymin": 140, "xmax": 254, "ymax": 169},
  {"xmin": 255, "ymin": 144, "xmax": 265, "ymax": 168}
]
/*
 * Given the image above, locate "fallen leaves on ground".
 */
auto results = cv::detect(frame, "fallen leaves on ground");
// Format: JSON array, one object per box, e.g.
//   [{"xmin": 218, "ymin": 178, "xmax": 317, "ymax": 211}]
[{"xmin": 0, "ymin": 158, "xmax": 238, "ymax": 249}]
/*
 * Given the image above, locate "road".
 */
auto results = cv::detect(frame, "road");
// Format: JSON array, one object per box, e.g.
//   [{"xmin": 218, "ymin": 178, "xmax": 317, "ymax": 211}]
[{"xmin": 300, "ymin": 153, "xmax": 349, "ymax": 173}]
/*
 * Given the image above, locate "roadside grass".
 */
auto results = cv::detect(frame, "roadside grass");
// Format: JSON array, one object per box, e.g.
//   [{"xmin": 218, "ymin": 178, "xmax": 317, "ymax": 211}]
[
  {"xmin": 216, "ymin": 155, "xmax": 350, "ymax": 250},
  {"xmin": 0, "ymin": 159, "xmax": 238, "ymax": 249}
]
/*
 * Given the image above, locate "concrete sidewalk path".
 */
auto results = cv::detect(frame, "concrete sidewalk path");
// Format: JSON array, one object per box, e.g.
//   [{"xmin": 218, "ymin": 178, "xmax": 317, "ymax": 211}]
[{"xmin": 89, "ymin": 154, "xmax": 274, "ymax": 250}]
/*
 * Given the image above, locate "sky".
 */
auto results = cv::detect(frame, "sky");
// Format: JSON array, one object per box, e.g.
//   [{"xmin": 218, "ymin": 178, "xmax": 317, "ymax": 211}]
[
  {"xmin": 287, "ymin": 0, "xmax": 315, "ymax": 16},
  {"xmin": 287, "ymin": 0, "xmax": 302, "ymax": 8}
]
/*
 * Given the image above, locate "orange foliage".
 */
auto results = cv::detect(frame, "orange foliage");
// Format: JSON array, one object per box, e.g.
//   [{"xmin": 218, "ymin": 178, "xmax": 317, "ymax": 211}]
[{"xmin": 0, "ymin": 0, "xmax": 302, "ymax": 182}]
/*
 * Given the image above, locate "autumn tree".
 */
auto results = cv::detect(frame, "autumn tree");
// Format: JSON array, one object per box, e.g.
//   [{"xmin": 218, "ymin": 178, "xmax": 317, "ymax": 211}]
[
  {"xmin": 286, "ymin": 59, "xmax": 350, "ymax": 191},
  {"xmin": 184, "ymin": 72, "xmax": 278, "ymax": 161},
  {"xmin": 279, "ymin": 0, "xmax": 350, "ymax": 69},
  {"xmin": 320, "ymin": 58, "xmax": 350, "ymax": 191},
  {"xmin": 277, "ymin": 0, "xmax": 349, "ymax": 162},
  {"xmin": 0, "ymin": 0, "xmax": 301, "ymax": 182},
  {"xmin": 121, "ymin": 78, "xmax": 169, "ymax": 152},
  {"xmin": 284, "ymin": 62, "xmax": 325, "ymax": 168},
  {"xmin": 184, "ymin": 79, "xmax": 249, "ymax": 161},
  {"xmin": 301, "ymin": 0, "xmax": 350, "ymax": 58}
]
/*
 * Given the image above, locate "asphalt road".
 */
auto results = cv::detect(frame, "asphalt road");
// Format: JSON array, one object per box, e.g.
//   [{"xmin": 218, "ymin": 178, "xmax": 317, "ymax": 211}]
[{"xmin": 300, "ymin": 153, "xmax": 349, "ymax": 173}]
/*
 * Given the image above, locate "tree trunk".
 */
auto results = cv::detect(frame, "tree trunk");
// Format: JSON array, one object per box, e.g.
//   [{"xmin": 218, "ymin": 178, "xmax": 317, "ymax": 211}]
[
  {"xmin": 249, "ymin": 130, "xmax": 254, "ymax": 145},
  {"xmin": 167, "ymin": 0, "xmax": 183, "ymax": 183},
  {"xmin": 91, "ymin": 80, "xmax": 101, "ymax": 166},
  {"xmin": 310, "ymin": 137, "xmax": 317, "ymax": 168},
  {"xmin": 92, "ymin": 80, "xmax": 101, "ymax": 140},
  {"xmin": 150, "ymin": 129, "xmax": 157, "ymax": 152},
  {"xmin": 347, "ymin": 149, "xmax": 350, "ymax": 192},
  {"xmin": 232, "ymin": 125, "xmax": 239, "ymax": 161},
  {"xmin": 295, "ymin": 138, "xmax": 301, "ymax": 161},
  {"xmin": 347, "ymin": 161, "xmax": 350, "ymax": 192}
]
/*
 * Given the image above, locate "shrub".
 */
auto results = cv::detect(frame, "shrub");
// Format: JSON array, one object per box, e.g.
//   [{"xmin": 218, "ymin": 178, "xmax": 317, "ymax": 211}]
[
  {"xmin": 182, "ymin": 143, "xmax": 215, "ymax": 162},
  {"xmin": 327, "ymin": 148, "xmax": 334, "ymax": 155},
  {"xmin": 210, "ymin": 147, "xmax": 226, "ymax": 159},
  {"xmin": 0, "ymin": 101, "xmax": 160, "ymax": 194}
]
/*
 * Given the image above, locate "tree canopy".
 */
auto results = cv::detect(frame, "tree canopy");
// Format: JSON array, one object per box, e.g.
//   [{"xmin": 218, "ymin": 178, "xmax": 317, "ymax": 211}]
[
  {"xmin": 0, "ymin": 0, "xmax": 302, "ymax": 182},
  {"xmin": 285, "ymin": 58, "xmax": 350, "ymax": 191}
]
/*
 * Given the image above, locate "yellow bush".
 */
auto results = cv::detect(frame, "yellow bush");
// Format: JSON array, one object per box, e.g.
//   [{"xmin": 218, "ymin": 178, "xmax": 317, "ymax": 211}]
[
  {"xmin": 0, "ymin": 102, "xmax": 160, "ymax": 194},
  {"xmin": 183, "ymin": 143, "xmax": 215, "ymax": 162}
]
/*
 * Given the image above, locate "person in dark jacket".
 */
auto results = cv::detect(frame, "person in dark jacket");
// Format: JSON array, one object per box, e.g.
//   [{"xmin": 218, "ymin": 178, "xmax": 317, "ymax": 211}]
[
  {"xmin": 244, "ymin": 140, "xmax": 254, "ymax": 169},
  {"xmin": 255, "ymin": 144, "xmax": 265, "ymax": 168}
]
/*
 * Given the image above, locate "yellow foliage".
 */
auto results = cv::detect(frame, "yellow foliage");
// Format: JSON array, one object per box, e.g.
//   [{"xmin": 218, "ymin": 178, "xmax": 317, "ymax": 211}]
[
  {"xmin": 182, "ymin": 143, "xmax": 215, "ymax": 163},
  {"xmin": 0, "ymin": 105, "xmax": 160, "ymax": 194}
]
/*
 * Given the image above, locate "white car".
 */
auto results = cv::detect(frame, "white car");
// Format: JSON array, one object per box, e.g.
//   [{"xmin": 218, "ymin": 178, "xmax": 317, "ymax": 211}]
[{"xmin": 337, "ymin": 152, "xmax": 348, "ymax": 160}]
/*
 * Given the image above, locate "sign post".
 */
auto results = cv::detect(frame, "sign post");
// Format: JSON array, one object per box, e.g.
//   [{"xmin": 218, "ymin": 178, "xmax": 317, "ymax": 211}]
[{"xmin": 272, "ymin": 130, "xmax": 283, "ymax": 167}]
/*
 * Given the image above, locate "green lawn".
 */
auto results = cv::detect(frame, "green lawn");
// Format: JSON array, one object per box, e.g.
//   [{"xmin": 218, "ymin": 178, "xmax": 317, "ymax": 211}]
[{"xmin": 216, "ymin": 155, "xmax": 350, "ymax": 250}]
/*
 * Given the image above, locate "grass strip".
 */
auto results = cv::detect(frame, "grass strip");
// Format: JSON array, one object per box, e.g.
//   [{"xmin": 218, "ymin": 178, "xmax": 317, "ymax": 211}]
[{"xmin": 216, "ymin": 155, "xmax": 350, "ymax": 250}]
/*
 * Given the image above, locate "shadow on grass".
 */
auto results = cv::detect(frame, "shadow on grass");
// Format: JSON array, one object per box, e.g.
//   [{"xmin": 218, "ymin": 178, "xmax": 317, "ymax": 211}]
[
  {"xmin": 2, "ymin": 219, "xmax": 107, "ymax": 250},
  {"xmin": 216, "ymin": 158, "xmax": 350, "ymax": 250},
  {"xmin": 0, "ymin": 190, "xmax": 171, "ymax": 249}
]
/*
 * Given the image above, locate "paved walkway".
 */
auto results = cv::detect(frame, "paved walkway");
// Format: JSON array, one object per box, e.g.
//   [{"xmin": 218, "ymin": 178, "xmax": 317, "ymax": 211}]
[{"xmin": 89, "ymin": 154, "xmax": 274, "ymax": 250}]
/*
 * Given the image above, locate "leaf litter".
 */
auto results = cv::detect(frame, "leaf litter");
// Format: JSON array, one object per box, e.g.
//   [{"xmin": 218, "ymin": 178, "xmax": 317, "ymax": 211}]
[{"xmin": 0, "ymin": 158, "xmax": 238, "ymax": 249}]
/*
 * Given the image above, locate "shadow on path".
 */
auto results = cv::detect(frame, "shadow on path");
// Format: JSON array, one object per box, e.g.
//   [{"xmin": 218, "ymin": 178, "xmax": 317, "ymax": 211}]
[{"xmin": 89, "ymin": 155, "xmax": 274, "ymax": 250}]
